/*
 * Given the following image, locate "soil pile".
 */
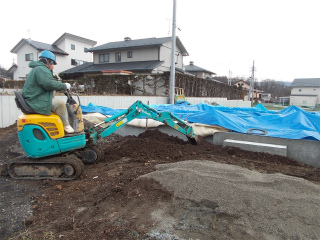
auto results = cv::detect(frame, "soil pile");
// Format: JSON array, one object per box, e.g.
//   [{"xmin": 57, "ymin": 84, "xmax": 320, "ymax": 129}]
[{"xmin": 0, "ymin": 125, "xmax": 320, "ymax": 239}]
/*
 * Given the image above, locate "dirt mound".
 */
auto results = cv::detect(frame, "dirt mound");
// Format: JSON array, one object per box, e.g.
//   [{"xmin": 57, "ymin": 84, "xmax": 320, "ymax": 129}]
[
  {"xmin": 104, "ymin": 129, "xmax": 320, "ymax": 182},
  {"xmin": 1, "ymin": 126, "xmax": 320, "ymax": 239}
]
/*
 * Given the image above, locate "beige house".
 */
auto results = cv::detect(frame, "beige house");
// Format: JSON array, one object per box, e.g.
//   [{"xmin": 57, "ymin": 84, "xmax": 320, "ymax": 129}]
[
  {"xmin": 61, "ymin": 36, "xmax": 189, "ymax": 78},
  {"xmin": 290, "ymin": 78, "xmax": 320, "ymax": 107},
  {"xmin": 9, "ymin": 33, "xmax": 97, "ymax": 80},
  {"xmin": 234, "ymin": 80, "xmax": 262, "ymax": 100}
]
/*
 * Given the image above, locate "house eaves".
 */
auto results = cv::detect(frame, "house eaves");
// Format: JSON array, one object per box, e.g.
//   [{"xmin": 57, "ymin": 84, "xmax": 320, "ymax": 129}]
[
  {"xmin": 206, "ymin": 77, "xmax": 222, "ymax": 83},
  {"xmin": 7, "ymin": 64, "xmax": 18, "ymax": 74},
  {"xmin": 290, "ymin": 94, "xmax": 318, "ymax": 97},
  {"xmin": 234, "ymin": 80, "xmax": 246, "ymax": 85},
  {"xmin": 87, "ymin": 36, "xmax": 189, "ymax": 56},
  {"xmin": 61, "ymin": 60, "xmax": 164, "ymax": 75},
  {"xmin": 53, "ymin": 32, "xmax": 97, "ymax": 46},
  {"xmin": 61, "ymin": 62, "xmax": 94, "ymax": 74},
  {"xmin": 10, "ymin": 39, "xmax": 68, "ymax": 55},
  {"xmin": 290, "ymin": 78, "xmax": 320, "ymax": 87}
]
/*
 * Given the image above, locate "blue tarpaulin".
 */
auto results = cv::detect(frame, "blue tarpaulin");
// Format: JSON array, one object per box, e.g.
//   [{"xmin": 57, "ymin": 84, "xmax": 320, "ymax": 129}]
[{"xmin": 81, "ymin": 101, "xmax": 320, "ymax": 141}]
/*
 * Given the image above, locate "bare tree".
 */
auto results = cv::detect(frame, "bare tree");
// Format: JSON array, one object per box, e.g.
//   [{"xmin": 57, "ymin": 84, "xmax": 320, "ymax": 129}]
[{"xmin": 257, "ymin": 79, "xmax": 291, "ymax": 98}]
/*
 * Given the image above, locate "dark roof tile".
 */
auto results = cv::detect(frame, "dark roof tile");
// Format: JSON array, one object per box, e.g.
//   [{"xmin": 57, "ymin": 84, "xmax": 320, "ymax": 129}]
[
  {"xmin": 61, "ymin": 60, "xmax": 164, "ymax": 74},
  {"xmin": 88, "ymin": 36, "xmax": 188, "ymax": 56},
  {"xmin": 185, "ymin": 63, "xmax": 215, "ymax": 74}
]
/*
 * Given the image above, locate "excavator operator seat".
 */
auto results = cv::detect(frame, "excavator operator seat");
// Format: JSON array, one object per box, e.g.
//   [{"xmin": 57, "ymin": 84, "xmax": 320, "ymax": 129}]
[{"xmin": 14, "ymin": 91, "xmax": 36, "ymax": 114}]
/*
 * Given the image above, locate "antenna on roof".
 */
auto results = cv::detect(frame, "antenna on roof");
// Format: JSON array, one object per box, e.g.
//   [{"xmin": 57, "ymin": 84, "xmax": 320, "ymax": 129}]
[
  {"xmin": 166, "ymin": 18, "xmax": 171, "ymax": 36},
  {"xmin": 27, "ymin": 29, "xmax": 31, "ymax": 43}
]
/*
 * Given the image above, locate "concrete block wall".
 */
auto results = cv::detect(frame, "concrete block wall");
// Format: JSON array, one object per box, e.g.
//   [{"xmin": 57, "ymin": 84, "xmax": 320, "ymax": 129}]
[{"xmin": 0, "ymin": 95, "xmax": 22, "ymax": 129}]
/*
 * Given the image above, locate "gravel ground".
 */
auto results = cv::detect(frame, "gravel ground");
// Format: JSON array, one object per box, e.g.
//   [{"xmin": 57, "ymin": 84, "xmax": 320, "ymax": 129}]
[
  {"xmin": 143, "ymin": 160, "xmax": 320, "ymax": 240},
  {"xmin": 0, "ymin": 178, "xmax": 41, "ymax": 238}
]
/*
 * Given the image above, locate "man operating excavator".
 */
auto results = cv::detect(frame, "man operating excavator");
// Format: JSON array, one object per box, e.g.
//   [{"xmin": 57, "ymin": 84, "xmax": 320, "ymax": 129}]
[{"xmin": 22, "ymin": 50, "xmax": 74, "ymax": 133}]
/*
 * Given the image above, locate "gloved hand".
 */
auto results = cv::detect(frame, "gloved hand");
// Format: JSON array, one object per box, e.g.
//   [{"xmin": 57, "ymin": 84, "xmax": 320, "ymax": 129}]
[{"xmin": 65, "ymin": 83, "xmax": 71, "ymax": 90}]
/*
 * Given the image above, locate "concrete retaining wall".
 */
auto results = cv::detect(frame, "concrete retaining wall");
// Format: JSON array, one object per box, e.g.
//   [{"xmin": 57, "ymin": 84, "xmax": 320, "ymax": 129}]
[
  {"xmin": 222, "ymin": 139, "xmax": 288, "ymax": 156},
  {"xmin": 213, "ymin": 132, "xmax": 320, "ymax": 168}
]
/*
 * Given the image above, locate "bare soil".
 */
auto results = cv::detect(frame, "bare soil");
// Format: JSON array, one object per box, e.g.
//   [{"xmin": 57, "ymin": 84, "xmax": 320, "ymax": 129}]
[{"xmin": 0, "ymin": 123, "xmax": 320, "ymax": 239}]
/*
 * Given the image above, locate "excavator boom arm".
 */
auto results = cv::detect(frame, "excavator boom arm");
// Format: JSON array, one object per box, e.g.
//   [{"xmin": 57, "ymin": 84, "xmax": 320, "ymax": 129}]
[{"xmin": 87, "ymin": 101, "xmax": 197, "ymax": 144}]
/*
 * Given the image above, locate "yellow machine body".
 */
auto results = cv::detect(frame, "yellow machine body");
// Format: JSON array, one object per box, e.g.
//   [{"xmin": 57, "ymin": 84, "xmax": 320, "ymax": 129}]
[{"xmin": 17, "ymin": 113, "xmax": 65, "ymax": 139}]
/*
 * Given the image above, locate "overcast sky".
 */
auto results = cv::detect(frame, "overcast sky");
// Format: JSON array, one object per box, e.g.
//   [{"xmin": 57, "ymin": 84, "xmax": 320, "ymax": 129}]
[{"xmin": 1, "ymin": 0, "xmax": 320, "ymax": 82}]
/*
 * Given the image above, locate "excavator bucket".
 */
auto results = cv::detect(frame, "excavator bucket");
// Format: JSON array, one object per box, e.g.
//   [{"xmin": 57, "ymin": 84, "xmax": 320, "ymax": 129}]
[{"xmin": 187, "ymin": 136, "xmax": 201, "ymax": 145}]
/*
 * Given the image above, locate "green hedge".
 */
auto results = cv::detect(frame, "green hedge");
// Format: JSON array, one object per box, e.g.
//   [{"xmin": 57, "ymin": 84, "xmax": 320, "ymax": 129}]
[{"xmin": 0, "ymin": 80, "xmax": 25, "ymax": 89}]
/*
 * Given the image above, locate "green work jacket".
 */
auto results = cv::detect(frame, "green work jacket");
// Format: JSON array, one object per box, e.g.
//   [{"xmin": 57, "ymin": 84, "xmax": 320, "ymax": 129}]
[{"xmin": 22, "ymin": 61, "xmax": 66, "ymax": 115}]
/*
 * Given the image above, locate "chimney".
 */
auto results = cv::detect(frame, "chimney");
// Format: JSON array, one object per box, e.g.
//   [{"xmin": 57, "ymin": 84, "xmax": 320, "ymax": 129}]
[
  {"xmin": 124, "ymin": 37, "xmax": 131, "ymax": 41},
  {"xmin": 190, "ymin": 61, "xmax": 194, "ymax": 65}
]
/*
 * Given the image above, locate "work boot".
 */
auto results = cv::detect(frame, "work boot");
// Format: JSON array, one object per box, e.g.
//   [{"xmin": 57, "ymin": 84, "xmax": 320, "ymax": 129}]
[{"xmin": 64, "ymin": 125, "xmax": 74, "ymax": 134}]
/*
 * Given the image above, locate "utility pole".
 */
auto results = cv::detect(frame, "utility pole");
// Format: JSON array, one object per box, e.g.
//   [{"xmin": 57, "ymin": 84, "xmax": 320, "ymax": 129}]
[
  {"xmin": 251, "ymin": 60, "xmax": 255, "ymax": 105},
  {"xmin": 248, "ymin": 60, "xmax": 255, "ymax": 106},
  {"xmin": 228, "ymin": 70, "xmax": 232, "ymax": 86},
  {"xmin": 248, "ymin": 79, "xmax": 252, "ymax": 104},
  {"xmin": 169, "ymin": 0, "xmax": 177, "ymax": 104}
]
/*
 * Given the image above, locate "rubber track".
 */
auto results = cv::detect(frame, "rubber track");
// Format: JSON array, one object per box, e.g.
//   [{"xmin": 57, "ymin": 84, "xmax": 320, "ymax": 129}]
[{"xmin": 8, "ymin": 155, "xmax": 84, "ymax": 181}]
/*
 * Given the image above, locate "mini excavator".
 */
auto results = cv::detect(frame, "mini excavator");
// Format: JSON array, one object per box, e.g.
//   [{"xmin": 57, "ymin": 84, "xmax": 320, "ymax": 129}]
[{"xmin": 6, "ymin": 91, "xmax": 198, "ymax": 181}]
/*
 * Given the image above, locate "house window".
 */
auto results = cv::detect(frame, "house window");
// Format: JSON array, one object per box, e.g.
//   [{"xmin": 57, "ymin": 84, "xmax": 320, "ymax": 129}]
[
  {"xmin": 71, "ymin": 44, "xmax": 75, "ymax": 50},
  {"xmin": 299, "ymin": 89, "xmax": 302, "ymax": 92},
  {"xmin": 71, "ymin": 59, "xmax": 85, "ymax": 66},
  {"xmin": 115, "ymin": 52, "xmax": 121, "ymax": 62},
  {"xmin": 99, "ymin": 54, "xmax": 109, "ymax": 63},
  {"xmin": 84, "ymin": 47, "xmax": 88, "ymax": 52},
  {"xmin": 71, "ymin": 59, "xmax": 77, "ymax": 66},
  {"xmin": 25, "ymin": 53, "xmax": 33, "ymax": 61},
  {"xmin": 302, "ymin": 100, "xmax": 307, "ymax": 104},
  {"xmin": 127, "ymin": 51, "xmax": 132, "ymax": 58}
]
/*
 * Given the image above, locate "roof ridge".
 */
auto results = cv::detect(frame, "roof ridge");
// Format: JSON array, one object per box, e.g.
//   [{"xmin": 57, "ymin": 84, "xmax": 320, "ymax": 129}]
[{"xmin": 20, "ymin": 38, "xmax": 68, "ymax": 55}]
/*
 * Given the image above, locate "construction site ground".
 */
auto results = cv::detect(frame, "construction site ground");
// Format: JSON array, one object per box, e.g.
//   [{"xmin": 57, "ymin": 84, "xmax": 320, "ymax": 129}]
[{"xmin": 1, "ymin": 123, "xmax": 320, "ymax": 240}]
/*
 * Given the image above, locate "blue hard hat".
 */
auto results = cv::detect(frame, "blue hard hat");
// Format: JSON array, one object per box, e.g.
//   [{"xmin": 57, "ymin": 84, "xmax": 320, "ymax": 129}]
[{"xmin": 39, "ymin": 50, "xmax": 57, "ymax": 65}]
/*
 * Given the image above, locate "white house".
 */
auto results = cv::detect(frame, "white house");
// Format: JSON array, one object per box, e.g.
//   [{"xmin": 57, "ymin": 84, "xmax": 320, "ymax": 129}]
[
  {"xmin": 290, "ymin": 78, "xmax": 320, "ymax": 107},
  {"xmin": 9, "ymin": 33, "xmax": 97, "ymax": 80},
  {"xmin": 261, "ymin": 93, "xmax": 272, "ymax": 103},
  {"xmin": 61, "ymin": 36, "xmax": 189, "ymax": 78}
]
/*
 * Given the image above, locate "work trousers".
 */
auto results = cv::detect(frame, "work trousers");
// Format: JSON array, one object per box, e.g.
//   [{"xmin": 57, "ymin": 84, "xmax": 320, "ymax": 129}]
[{"xmin": 51, "ymin": 98, "xmax": 69, "ymax": 126}]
